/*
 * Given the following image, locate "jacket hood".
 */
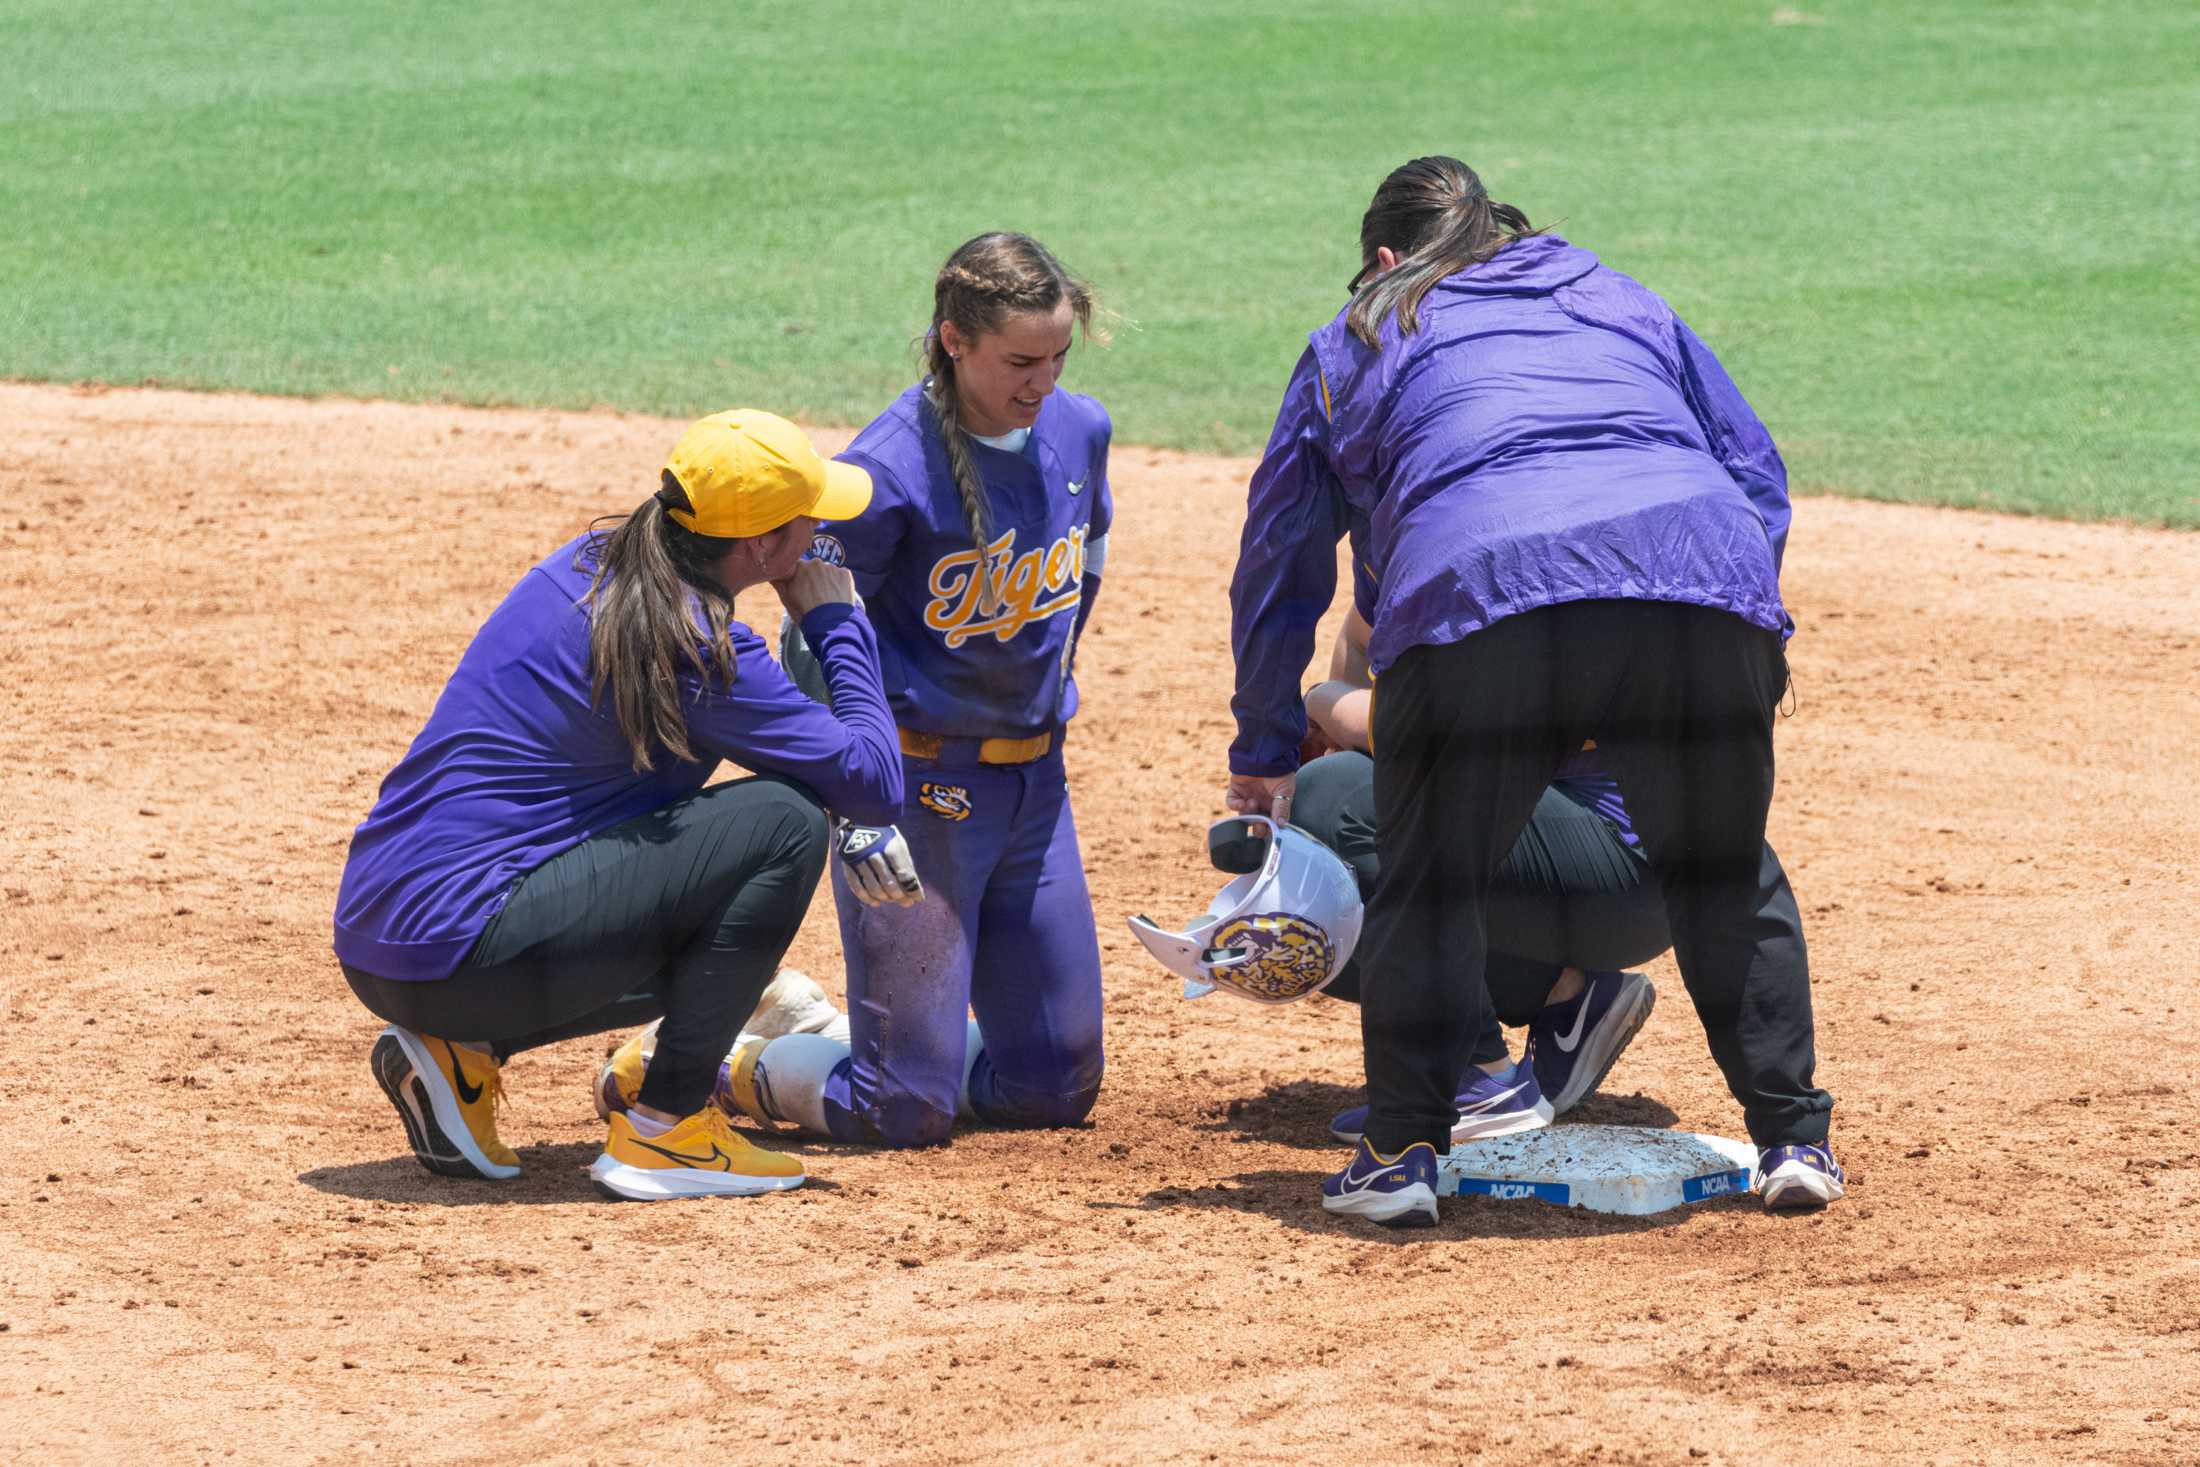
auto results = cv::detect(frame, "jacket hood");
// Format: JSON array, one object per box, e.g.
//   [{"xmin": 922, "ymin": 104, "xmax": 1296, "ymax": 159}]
[{"xmin": 1432, "ymin": 233, "xmax": 1599, "ymax": 296}]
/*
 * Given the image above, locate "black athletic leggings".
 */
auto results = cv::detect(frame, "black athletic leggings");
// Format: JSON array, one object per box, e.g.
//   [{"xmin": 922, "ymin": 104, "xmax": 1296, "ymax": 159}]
[
  {"xmin": 343, "ymin": 775, "xmax": 829, "ymax": 1117},
  {"xmin": 1360, "ymin": 600, "xmax": 1832, "ymax": 1154},
  {"xmin": 1289, "ymin": 751, "xmax": 1670, "ymax": 1065}
]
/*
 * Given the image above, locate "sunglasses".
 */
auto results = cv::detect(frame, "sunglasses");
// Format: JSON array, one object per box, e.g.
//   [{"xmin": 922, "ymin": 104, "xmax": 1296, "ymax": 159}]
[{"xmin": 1347, "ymin": 262, "xmax": 1374, "ymax": 299}]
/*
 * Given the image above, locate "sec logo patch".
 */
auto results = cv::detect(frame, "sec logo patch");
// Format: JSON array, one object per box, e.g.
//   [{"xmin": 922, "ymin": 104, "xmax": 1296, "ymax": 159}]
[
  {"xmin": 807, "ymin": 533, "xmax": 846, "ymax": 566},
  {"xmin": 918, "ymin": 782, "xmax": 972, "ymax": 822}
]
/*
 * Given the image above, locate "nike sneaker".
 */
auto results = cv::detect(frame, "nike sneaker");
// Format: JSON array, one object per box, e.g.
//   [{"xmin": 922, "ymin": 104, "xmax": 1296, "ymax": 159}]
[
  {"xmin": 1320, "ymin": 1138, "xmax": 1442, "ymax": 1227},
  {"xmin": 1758, "ymin": 1143, "xmax": 1846, "ymax": 1211},
  {"xmin": 596, "ymin": 1029, "xmax": 780, "ymax": 1128},
  {"xmin": 1526, "ymin": 970, "xmax": 1657, "ymax": 1115},
  {"xmin": 592, "ymin": 972, "xmax": 849, "ymax": 1121},
  {"xmin": 1327, "ymin": 1058, "xmax": 1554, "ymax": 1146},
  {"xmin": 589, "ymin": 1106, "xmax": 805, "ymax": 1201},
  {"xmin": 745, "ymin": 967, "xmax": 851, "ymax": 1045},
  {"xmin": 370, "ymin": 1025, "xmax": 521, "ymax": 1181},
  {"xmin": 594, "ymin": 1023, "xmax": 656, "ymax": 1122}
]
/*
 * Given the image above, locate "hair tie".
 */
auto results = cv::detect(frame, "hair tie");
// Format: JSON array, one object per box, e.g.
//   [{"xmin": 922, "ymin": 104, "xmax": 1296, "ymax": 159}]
[{"xmin": 656, "ymin": 471, "xmax": 695, "ymax": 516}]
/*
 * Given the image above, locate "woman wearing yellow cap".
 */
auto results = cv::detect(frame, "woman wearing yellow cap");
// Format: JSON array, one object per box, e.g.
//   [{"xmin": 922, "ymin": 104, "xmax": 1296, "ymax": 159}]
[{"xmin": 333, "ymin": 411, "xmax": 901, "ymax": 1201}]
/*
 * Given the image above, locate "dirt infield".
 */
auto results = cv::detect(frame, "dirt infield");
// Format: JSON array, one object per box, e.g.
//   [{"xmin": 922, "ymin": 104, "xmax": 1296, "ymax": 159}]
[{"xmin": 4, "ymin": 381, "xmax": 2196, "ymax": 1465}]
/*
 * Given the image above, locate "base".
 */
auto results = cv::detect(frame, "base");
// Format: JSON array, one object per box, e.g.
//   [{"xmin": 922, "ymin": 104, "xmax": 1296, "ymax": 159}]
[{"xmin": 1438, "ymin": 1124, "xmax": 1757, "ymax": 1215}]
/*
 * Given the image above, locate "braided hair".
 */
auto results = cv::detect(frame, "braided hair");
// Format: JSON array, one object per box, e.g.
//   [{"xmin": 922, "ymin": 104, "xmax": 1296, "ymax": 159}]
[{"xmin": 922, "ymin": 233, "xmax": 1099, "ymax": 614}]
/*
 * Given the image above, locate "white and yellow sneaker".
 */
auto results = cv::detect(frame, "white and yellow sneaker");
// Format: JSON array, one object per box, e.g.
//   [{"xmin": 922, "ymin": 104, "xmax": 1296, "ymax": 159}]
[
  {"xmin": 593, "ymin": 1023, "xmax": 656, "ymax": 1122},
  {"xmin": 588, "ymin": 1106, "xmax": 805, "ymax": 1201},
  {"xmin": 745, "ymin": 968, "xmax": 851, "ymax": 1044},
  {"xmin": 370, "ymin": 1025, "xmax": 521, "ymax": 1180},
  {"xmin": 593, "ymin": 970, "xmax": 846, "ymax": 1123}
]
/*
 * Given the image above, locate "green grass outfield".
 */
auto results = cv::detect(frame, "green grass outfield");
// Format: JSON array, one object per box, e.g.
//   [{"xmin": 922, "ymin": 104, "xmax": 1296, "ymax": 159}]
[{"xmin": 3, "ymin": 1, "xmax": 2194, "ymax": 525}]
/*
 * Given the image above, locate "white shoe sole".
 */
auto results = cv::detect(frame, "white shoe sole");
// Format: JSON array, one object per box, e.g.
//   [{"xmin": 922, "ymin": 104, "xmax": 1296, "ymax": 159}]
[
  {"xmin": 588, "ymin": 1154, "xmax": 805, "ymax": 1201},
  {"xmin": 1451, "ymin": 1095, "xmax": 1555, "ymax": 1144},
  {"xmin": 1331, "ymin": 1094, "xmax": 1557, "ymax": 1148},
  {"xmin": 1322, "ymin": 1181, "xmax": 1438, "ymax": 1227},
  {"xmin": 374, "ymin": 1026, "xmax": 520, "ymax": 1181},
  {"xmin": 1545, "ymin": 974, "xmax": 1657, "ymax": 1115},
  {"xmin": 1760, "ymin": 1160, "xmax": 1846, "ymax": 1210}
]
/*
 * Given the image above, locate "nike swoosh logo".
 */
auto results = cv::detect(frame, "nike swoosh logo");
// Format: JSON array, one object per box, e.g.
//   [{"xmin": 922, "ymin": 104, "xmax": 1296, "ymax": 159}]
[
  {"xmin": 444, "ymin": 1041, "xmax": 484, "ymax": 1104},
  {"xmin": 632, "ymin": 1137, "xmax": 733, "ymax": 1171},
  {"xmin": 1340, "ymin": 1161, "xmax": 1404, "ymax": 1192},
  {"xmin": 1460, "ymin": 1080, "xmax": 1526, "ymax": 1112},
  {"xmin": 1551, "ymin": 998, "xmax": 1591, "ymax": 1054}
]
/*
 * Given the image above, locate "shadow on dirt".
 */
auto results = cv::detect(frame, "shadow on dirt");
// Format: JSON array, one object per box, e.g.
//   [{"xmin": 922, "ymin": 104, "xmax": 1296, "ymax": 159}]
[
  {"xmin": 299, "ymin": 1141, "xmax": 841, "ymax": 1206},
  {"xmin": 1195, "ymin": 1079, "xmax": 1682, "ymax": 1151}
]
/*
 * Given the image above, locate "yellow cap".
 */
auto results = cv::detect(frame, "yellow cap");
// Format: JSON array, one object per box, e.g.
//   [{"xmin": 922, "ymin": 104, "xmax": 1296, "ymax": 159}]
[{"xmin": 660, "ymin": 410, "xmax": 872, "ymax": 538}]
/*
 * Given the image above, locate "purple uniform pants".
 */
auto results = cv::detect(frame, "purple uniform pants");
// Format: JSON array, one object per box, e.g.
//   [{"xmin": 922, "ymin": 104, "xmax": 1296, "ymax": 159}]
[{"xmin": 822, "ymin": 747, "xmax": 1105, "ymax": 1147}]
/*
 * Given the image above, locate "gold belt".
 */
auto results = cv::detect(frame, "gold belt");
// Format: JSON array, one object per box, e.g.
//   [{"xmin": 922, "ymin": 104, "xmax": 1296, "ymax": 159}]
[{"xmin": 898, "ymin": 728, "xmax": 1053, "ymax": 765}]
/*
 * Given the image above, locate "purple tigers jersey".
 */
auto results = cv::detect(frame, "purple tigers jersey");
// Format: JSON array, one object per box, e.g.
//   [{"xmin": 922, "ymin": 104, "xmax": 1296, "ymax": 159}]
[{"xmin": 827, "ymin": 384, "xmax": 1112, "ymax": 740}]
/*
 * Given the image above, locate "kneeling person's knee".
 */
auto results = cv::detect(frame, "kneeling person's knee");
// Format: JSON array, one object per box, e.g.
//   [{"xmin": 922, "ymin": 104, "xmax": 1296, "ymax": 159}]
[
  {"xmin": 983, "ymin": 1052, "xmax": 1104, "ymax": 1130},
  {"xmin": 870, "ymin": 1092, "xmax": 958, "ymax": 1149}
]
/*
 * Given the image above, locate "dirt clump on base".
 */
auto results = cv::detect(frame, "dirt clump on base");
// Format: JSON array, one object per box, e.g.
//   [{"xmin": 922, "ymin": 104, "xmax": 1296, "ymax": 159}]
[{"xmin": 3, "ymin": 382, "xmax": 2196, "ymax": 1465}]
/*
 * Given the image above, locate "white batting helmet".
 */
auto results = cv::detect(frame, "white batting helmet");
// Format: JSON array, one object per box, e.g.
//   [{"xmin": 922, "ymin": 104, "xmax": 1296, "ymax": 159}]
[{"xmin": 1127, "ymin": 815, "xmax": 1363, "ymax": 1004}]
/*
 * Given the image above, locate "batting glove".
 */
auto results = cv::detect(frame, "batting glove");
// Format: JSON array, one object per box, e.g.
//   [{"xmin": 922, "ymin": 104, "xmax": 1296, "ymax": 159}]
[{"xmin": 835, "ymin": 820, "xmax": 924, "ymax": 907}]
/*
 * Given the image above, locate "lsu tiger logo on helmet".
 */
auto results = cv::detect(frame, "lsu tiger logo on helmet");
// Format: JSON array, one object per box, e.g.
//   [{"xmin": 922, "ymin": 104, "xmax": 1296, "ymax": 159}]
[
  {"xmin": 1126, "ymin": 815, "xmax": 1362, "ymax": 1005},
  {"xmin": 1206, "ymin": 913, "xmax": 1336, "ymax": 1003},
  {"xmin": 918, "ymin": 782, "xmax": 972, "ymax": 822}
]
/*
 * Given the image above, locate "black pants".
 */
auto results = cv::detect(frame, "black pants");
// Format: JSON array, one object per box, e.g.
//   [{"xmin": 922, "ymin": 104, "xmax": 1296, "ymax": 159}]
[
  {"xmin": 1361, "ymin": 600, "xmax": 1831, "ymax": 1153},
  {"xmin": 1290, "ymin": 752, "xmax": 1669, "ymax": 1065},
  {"xmin": 343, "ymin": 775, "xmax": 829, "ymax": 1117}
]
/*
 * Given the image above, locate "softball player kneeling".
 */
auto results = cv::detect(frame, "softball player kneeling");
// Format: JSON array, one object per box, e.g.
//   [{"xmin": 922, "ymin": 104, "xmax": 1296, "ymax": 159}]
[
  {"xmin": 334, "ymin": 412, "xmax": 899, "ymax": 1200},
  {"xmin": 684, "ymin": 232, "xmax": 1113, "ymax": 1148}
]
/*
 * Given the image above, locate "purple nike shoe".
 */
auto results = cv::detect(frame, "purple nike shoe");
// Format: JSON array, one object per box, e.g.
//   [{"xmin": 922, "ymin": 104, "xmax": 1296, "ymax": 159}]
[
  {"xmin": 1526, "ymin": 970, "xmax": 1656, "ymax": 1115},
  {"xmin": 1320, "ymin": 1137, "xmax": 1441, "ymax": 1226},
  {"xmin": 1328, "ymin": 1058, "xmax": 1553, "ymax": 1146},
  {"xmin": 1759, "ymin": 1143, "xmax": 1846, "ymax": 1211}
]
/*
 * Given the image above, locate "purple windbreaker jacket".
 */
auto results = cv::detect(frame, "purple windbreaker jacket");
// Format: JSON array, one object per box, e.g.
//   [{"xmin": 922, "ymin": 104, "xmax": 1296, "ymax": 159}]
[
  {"xmin": 333, "ymin": 535, "xmax": 903, "ymax": 982},
  {"xmin": 1229, "ymin": 234, "xmax": 1793, "ymax": 777}
]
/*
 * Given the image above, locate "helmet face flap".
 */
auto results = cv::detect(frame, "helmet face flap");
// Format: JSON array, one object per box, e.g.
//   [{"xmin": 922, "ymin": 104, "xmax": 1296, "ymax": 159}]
[{"xmin": 1126, "ymin": 816, "xmax": 1364, "ymax": 1003}]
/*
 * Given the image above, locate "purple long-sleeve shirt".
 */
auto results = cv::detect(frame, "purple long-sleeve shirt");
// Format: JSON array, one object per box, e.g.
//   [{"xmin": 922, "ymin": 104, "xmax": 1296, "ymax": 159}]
[
  {"xmin": 1229, "ymin": 234, "xmax": 1793, "ymax": 777},
  {"xmin": 333, "ymin": 534, "xmax": 903, "ymax": 982}
]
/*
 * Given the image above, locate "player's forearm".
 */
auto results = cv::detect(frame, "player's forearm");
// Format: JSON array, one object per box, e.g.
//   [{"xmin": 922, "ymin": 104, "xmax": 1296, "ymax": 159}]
[
  {"xmin": 1326, "ymin": 608, "xmax": 1373, "ymax": 688},
  {"xmin": 793, "ymin": 605, "xmax": 904, "ymax": 824},
  {"xmin": 1304, "ymin": 681, "xmax": 1371, "ymax": 752}
]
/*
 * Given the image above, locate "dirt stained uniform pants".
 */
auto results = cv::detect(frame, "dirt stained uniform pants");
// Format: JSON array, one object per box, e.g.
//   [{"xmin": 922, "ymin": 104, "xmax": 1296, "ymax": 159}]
[
  {"xmin": 822, "ymin": 744, "xmax": 1105, "ymax": 1147},
  {"xmin": 1358, "ymin": 599, "xmax": 1832, "ymax": 1155}
]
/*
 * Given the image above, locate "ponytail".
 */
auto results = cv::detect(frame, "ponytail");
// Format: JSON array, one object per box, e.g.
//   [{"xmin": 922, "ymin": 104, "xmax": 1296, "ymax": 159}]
[
  {"xmin": 922, "ymin": 231, "xmax": 1102, "ymax": 617},
  {"xmin": 581, "ymin": 479, "xmax": 741, "ymax": 772},
  {"xmin": 1344, "ymin": 156, "xmax": 1541, "ymax": 349}
]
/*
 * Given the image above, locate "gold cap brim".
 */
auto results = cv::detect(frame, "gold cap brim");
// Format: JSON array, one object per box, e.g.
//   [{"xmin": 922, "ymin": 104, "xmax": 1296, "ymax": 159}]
[{"xmin": 809, "ymin": 458, "xmax": 873, "ymax": 522}]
